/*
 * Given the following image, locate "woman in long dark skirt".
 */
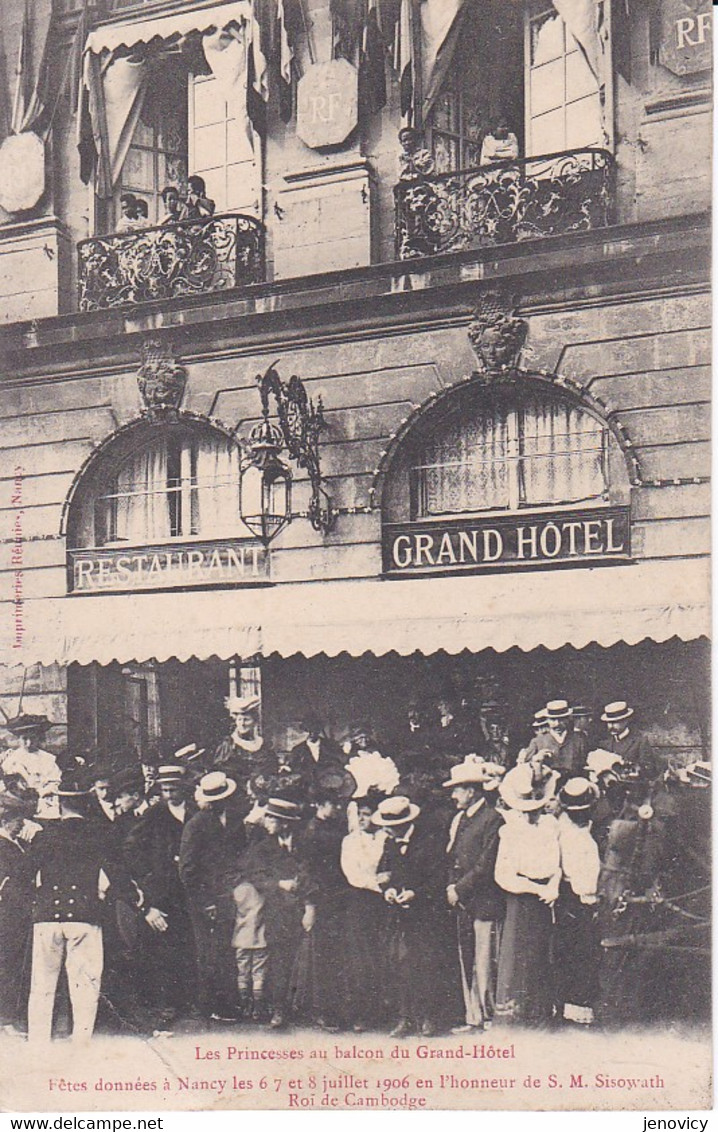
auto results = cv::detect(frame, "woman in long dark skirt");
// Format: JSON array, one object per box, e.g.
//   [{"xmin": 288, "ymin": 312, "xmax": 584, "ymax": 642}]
[{"xmin": 494, "ymin": 764, "xmax": 560, "ymax": 1026}]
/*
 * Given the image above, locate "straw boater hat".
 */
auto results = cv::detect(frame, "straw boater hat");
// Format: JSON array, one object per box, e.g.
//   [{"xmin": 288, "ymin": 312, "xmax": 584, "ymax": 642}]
[
  {"xmin": 195, "ymin": 771, "xmax": 236, "ymax": 804},
  {"xmin": 173, "ymin": 743, "xmax": 206, "ymax": 764},
  {"xmin": 545, "ymin": 699, "xmax": 572, "ymax": 721},
  {"xmin": 156, "ymin": 764, "xmax": 186, "ymax": 783},
  {"xmin": 264, "ymin": 796, "xmax": 303, "ymax": 822},
  {"xmin": 532, "ymin": 708, "xmax": 549, "ymax": 730},
  {"xmin": 225, "ymin": 695, "xmax": 260, "ymax": 715},
  {"xmin": 559, "ymin": 777, "xmax": 600, "ymax": 812},
  {"xmin": 601, "ymin": 700, "xmax": 634, "ymax": 723},
  {"xmin": 372, "ymin": 795, "xmax": 420, "ymax": 827},
  {"xmin": 499, "ymin": 763, "xmax": 556, "ymax": 812}
]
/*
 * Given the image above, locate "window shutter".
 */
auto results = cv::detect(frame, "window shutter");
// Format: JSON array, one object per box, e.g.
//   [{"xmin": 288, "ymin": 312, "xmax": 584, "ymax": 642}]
[{"xmin": 189, "ymin": 73, "xmax": 261, "ymax": 216}]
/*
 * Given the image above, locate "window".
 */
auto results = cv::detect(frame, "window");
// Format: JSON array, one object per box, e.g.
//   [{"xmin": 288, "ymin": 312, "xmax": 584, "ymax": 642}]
[
  {"xmin": 526, "ymin": 3, "xmax": 603, "ymax": 155},
  {"xmin": 410, "ymin": 391, "xmax": 609, "ymax": 519},
  {"xmin": 113, "ymin": 59, "xmax": 188, "ymax": 229},
  {"xmin": 91, "ymin": 427, "xmax": 243, "ymax": 546},
  {"xmin": 189, "ymin": 74, "xmax": 260, "ymax": 215},
  {"xmin": 426, "ymin": 2, "xmax": 524, "ymax": 173}
]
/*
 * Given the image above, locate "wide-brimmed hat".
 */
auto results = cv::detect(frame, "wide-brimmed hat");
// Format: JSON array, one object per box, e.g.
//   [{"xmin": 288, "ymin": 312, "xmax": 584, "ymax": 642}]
[
  {"xmin": 601, "ymin": 700, "xmax": 634, "ymax": 723},
  {"xmin": 225, "ymin": 695, "xmax": 260, "ymax": 715},
  {"xmin": 545, "ymin": 699, "xmax": 572, "ymax": 721},
  {"xmin": 559, "ymin": 777, "xmax": 600, "ymax": 812},
  {"xmin": 314, "ymin": 767, "xmax": 356, "ymax": 802},
  {"xmin": 443, "ymin": 756, "xmax": 491, "ymax": 789},
  {"xmin": 4, "ymin": 713, "xmax": 53, "ymax": 736},
  {"xmin": 156, "ymin": 764, "xmax": 186, "ymax": 783},
  {"xmin": 499, "ymin": 763, "xmax": 556, "ymax": 812},
  {"xmin": 585, "ymin": 748, "xmax": 624, "ymax": 778},
  {"xmin": 265, "ymin": 796, "xmax": 303, "ymax": 822},
  {"xmin": 372, "ymin": 795, "xmax": 420, "ymax": 827},
  {"xmin": 196, "ymin": 771, "xmax": 236, "ymax": 804}
]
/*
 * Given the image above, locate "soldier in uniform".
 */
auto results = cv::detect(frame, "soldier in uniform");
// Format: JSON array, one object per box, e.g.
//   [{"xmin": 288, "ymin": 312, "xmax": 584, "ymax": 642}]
[{"xmin": 26, "ymin": 770, "xmax": 158, "ymax": 1044}]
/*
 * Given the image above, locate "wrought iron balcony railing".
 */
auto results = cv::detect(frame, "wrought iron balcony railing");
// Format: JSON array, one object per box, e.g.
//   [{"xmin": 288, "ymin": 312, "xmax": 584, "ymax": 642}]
[
  {"xmin": 394, "ymin": 147, "xmax": 615, "ymax": 260},
  {"xmin": 78, "ymin": 213, "xmax": 265, "ymax": 312}
]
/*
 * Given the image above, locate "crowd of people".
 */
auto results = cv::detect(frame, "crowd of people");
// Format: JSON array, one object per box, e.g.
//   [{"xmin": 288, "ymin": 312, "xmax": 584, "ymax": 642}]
[
  {"xmin": 0, "ymin": 692, "xmax": 709, "ymax": 1045},
  {"xmin": 117, "ymin": 175, "xmax": 216, "ymax": 232}
]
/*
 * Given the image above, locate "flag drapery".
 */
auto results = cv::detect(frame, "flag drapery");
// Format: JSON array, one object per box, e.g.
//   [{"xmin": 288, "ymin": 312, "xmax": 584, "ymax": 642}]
[
  {"xmin": 359, "ymin": 0, "xmax": 387, "ymax": 116},
  {"xmin": 6, "ymin": 0, "xmax": 52, "ymax": 138}
]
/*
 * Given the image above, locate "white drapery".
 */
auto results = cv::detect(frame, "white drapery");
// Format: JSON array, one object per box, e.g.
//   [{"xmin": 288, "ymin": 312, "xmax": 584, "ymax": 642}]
[
  {"xmin": 104, "ymin": 433, "xmax": 242, "ymax": 544},
  {"xmin": 80, "ymin": 2, "xmax": 255, "ymax": 195},
  {"xmin": 415, "ymin": 397, "xmax": 607, "ymax": 516}
]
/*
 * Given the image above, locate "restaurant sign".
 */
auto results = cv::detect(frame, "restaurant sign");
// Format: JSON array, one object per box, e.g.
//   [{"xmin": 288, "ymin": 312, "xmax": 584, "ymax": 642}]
[
  {"xmin": 68, "ymin": 539, "xmax": 269, "ymax": 594},
  {"xmin": 383, "ymin": 506, "xmax": 631, "ymax": 577}
]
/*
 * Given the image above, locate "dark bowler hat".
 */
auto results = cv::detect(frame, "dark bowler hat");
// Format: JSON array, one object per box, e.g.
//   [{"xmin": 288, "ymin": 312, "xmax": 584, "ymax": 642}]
[
  {"xmin": 265, "ymin": 796, "xmax": 304, "ymax": 822},
  {"xmin": 58, "ymin": 766, "xmax": 92, "ymax": 796},
  {"xmin": 113, "ymin": 768, "xmax": 145, "ymax": 796}
]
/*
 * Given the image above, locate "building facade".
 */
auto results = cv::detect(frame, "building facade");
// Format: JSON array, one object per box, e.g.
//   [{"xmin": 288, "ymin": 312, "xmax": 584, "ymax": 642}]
[{"xmin": 0, "ymin": 0, "xmax": 710, "ymax": 770}]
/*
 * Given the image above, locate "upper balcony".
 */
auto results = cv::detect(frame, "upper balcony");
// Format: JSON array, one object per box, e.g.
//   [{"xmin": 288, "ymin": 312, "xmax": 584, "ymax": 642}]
[
  {"xmin": 393, "ymin": 147, "xmax": 615, "ymax": 261},
  {"xmin": 77, "ymin": 213, "xmax": 265, "ymax": 312}
]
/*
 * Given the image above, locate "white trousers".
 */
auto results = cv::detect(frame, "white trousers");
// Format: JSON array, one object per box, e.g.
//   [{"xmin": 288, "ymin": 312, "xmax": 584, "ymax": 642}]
[
  {"xmin": 458, "ymin": 918, "xmax": 501, "ymax": 1027},
  {"xmin": 28, "ymin": 922, "xmax": 103, "ymax": 1043}
]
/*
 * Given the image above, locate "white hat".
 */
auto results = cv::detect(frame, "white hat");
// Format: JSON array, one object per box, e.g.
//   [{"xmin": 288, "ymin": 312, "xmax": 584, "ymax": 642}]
[
  {"xmin": 601, "ymin": 700, "xmax": 634, "ymax": 723},
  {"xmin": 585, "ymin": 748, "xmax": 624, "ymax": 778},
  {"xmin": 174, "ymin": 743, "xmax": 206, "ymax": 763},
  {"xmin": 372, "ymin": 795, "xmax": 420, "ymax": 827},
  {"xmin": 499, "ymin": 763, "xmax": 556, "ymax": 812},
  {"xmin": 157, "ymin": 764, "xmax": 186, "ymax": 782},
  {"xmin": 442, "ymin": 756, "xmax": 488, "ymax": 788},
  {"xmin": 225, "ymin": 695, "xmax": 260, "ymax": 715},
  {"xmin": 195, "ymin": 771, "xmax": 237, "ymax": 804}
]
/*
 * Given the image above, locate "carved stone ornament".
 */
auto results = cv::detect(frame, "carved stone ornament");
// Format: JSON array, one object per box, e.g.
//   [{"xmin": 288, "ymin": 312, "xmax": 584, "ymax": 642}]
[
  {"xmin": 467, "ymin": 292, "xmax": 528, "ymax": 374},
  {"xmin": 136, "ymin": 337, "xmax": 187, "ymax": 414}
]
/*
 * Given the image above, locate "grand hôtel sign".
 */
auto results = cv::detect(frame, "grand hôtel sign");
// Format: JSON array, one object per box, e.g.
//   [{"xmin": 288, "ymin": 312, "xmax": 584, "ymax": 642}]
[
  {"xmin": 383, "ymin": 506, "xmax": 630, "ymax": 577},
  {"xmin": 68, "ymin": 539, "xmax": 268, "ymax": 593}
]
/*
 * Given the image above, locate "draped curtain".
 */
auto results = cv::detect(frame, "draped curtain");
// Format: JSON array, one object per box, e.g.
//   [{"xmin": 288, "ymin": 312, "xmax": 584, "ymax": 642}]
[
  {"xmin": 101, "ymin": 432, "xmax": 242, "ymax": 545},
  {"xmin": 415, "ymin": 396, "xmax": 607, "ymax": 517},
  {"xmin": 520, "ymin": 398, "xmax": 606, "ymax": 506},
  {"xmin": 421, "ymin": 404, "xmax": 511, "ymax": 515}
]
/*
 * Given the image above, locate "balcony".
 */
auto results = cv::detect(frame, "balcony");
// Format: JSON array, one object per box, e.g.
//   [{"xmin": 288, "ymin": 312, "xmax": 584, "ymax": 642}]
[
  {"xmin": 394, "ymin": 147, "xmax": 615, "ymax": 260},
  {"xmin": 77, "ymin": 213, "xmax": 265, "ymax": 312}
]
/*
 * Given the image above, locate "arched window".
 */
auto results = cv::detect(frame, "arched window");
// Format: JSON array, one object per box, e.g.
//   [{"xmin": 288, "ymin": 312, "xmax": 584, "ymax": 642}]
[
  {"xmin": 382, "ymin": 382, "xmax": 630, "ymax": 524},
  {"xmin": 67, "ymin": 418, "xmax": 246, "ymax": 549}
]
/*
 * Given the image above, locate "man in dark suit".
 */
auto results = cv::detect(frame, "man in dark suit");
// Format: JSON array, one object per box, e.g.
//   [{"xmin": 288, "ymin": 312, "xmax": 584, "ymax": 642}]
[
  {"xmin": 281, "ymin": 714, "xmax": 343, "ymax": 794},
  {"xmin": 602, "ymin": 700, "xmax": 660, "ymax": 785},
  {"xmin": 179, "ymin": 771, "xmax": 247, "ymax": 1021},
  {"xmin": 242, "ymin": 795, "xmax": 313, "ymax": 1029},
  {"xmin": 124, "ymin": 764, "xmax": 197, "ymax": 1023},
  {"xmin": 374, "ymin": 795, "xmax": 447, "ymax": 1037},
  {"xmin": 443, "ymin": 757, "xmax": 505, "ymax": 1033}
]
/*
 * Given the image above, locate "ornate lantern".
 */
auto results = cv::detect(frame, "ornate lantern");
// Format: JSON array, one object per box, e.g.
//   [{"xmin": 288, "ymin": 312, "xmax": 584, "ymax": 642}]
[{"xmin": 241, "ymin": 417, "xmax": 292, "ymax": 542}]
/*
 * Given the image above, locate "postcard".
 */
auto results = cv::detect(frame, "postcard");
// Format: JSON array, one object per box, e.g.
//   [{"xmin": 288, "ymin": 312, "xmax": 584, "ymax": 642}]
[{"xmin": 0, "ymin": 0, "xmax": 711, "ymax": 1114}]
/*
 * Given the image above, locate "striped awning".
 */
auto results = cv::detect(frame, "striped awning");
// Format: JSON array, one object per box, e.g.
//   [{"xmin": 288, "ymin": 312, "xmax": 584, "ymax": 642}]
[{"xmin": 2, "ymin": 558, "xmax": 709, "ymax": 670}]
